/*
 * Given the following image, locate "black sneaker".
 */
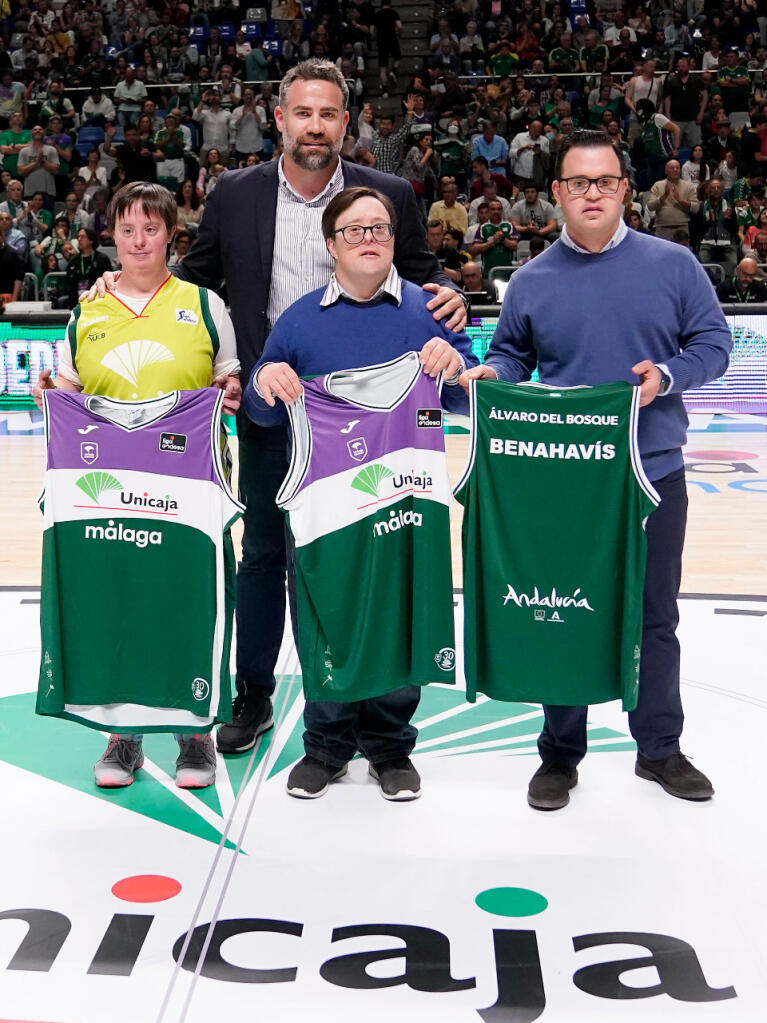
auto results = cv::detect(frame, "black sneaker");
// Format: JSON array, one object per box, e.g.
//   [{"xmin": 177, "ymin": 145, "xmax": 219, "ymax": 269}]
[
  {"xmin": 286, "ymin": 755, "xmax": 348, "ymax": 799},
  {"xmin": 635, "ymin": 751, "xmax": 714, "ymax": 800},
  {"xmin": 369, "ymin": 757, "xmax": 421, "ymax": 801},
  {"xmin": 527, "ymin": 763, "xmax": 578, "ymax": 810},
  {"xmin": 216, "ymin": 693, "xmax": 273, "ymax": 754}
]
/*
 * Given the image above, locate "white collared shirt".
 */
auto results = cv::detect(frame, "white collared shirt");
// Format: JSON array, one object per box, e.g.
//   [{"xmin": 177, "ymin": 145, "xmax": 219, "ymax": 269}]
[
  {"xmin": 266, "ymin": 156, "xmax": 345, "ymax": 329},
  {"xmin": 320, "ymin": 265, "xmax": 402, "ymax": 307},
  {"xmin": 560, "ymin": 218, "xmax": 628, "ymax": 253}
]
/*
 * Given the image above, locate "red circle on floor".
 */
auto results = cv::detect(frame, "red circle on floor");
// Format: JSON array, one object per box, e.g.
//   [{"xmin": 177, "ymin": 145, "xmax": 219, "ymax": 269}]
[
  {"xmin": 111, "ymin": 875, "xmax": 182, "ymax": 903},
  {"xmin": 685, "ymin": 450, "xmax": 757, "ymax": 461}
]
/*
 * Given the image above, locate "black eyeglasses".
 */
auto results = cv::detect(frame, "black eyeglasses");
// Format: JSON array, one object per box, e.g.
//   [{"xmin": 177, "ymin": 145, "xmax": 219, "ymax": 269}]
[
  {"xmin": 558, "ymin": 175, "xmax": 623, "ymax": 195},
  {"xmin": 331, "ymin": 223, "xmax": 394, "ymax": 244}
]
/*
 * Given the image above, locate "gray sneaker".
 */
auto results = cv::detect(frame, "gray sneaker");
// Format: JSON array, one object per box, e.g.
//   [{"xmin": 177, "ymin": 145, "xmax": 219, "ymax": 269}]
[
  {"xmin": 176, "ymin": 734, "xmax": 217, "ymax": 789},
  {"xmin": 94, "ymin": 735, "xmax": 144, "ymax": 788}
]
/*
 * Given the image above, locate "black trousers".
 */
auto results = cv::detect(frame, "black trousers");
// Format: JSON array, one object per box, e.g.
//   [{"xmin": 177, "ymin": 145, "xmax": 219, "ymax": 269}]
[
  {"xmin": 538, "ymin": 467, "xmax": 688, "ymax": 766},
  {"xmin": 236, "ymin": 416, "xmax": 420, "ymax": 764}
]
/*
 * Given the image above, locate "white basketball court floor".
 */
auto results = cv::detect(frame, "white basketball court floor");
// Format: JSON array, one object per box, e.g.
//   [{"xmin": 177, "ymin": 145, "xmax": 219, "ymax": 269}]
[{"xmin": 0, "ymin": 412, "xmax": 765, "ymax": 1022}]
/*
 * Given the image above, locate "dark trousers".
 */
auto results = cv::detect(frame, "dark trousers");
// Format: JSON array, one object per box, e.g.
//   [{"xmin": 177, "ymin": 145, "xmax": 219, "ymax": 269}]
[
  {"xmin": 538, "ymin": 467, "xmax": 687, "ymax": 766},
  {"xmin": 236, "ymin": 416, "xmax": 420, "ymax": 763},
  {"xmin": 234, "ymin": 415, "xmax": 289, "ymax": 698}
]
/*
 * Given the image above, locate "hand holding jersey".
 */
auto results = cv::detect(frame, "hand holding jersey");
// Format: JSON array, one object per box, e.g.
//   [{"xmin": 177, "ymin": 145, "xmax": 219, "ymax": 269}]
[
  {"xmin": 35, "ymin": 182, "xmax": 243, "ymax": 792},
  {"xmin": 464, "ymin": 133, "xmax": 730, "ymax": 810}
]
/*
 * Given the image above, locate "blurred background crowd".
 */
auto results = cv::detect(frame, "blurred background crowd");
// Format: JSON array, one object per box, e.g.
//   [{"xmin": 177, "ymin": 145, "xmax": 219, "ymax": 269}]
[{"xmin": 0, "ymin": 0, "xmax": 766, "ymax": 309}]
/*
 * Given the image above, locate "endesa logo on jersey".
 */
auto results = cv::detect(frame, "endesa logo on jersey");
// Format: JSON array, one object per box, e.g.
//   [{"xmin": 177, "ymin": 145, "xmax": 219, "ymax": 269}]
[
  {"xmin": 160, "ymin": 431, "xmax": 187, "ymax": 453},
  {"xmin": 417, "ymin": 408, "xmax": 443, "ymax": 429}
]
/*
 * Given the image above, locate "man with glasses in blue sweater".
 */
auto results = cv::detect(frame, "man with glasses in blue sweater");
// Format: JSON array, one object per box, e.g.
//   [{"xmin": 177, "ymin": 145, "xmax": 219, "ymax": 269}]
[{"xmin": 461, "ymin": 130, "xmax": 732, "ymax": 811}]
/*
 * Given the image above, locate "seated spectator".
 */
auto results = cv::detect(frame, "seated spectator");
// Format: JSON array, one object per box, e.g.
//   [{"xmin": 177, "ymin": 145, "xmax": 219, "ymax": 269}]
[
  {"xmin": 459, "ymin": 20, "xmax": 486, "ymax": 72},
  {"xmin": 742, "ymin": 205, "xmax": 767, "ymax": 255},
  {"xmin": 509, "ymin": 119, "xmax": 550, "ymax": 191},
  {"xmin": 579, "ymin": 31, "xmax": 609, "ymax": 73},
  {"xmin": 522, "ymin": 235, "xmax": 547, "ymax": 261},
  {"xmin": 717, "ymin": 257, "xmax": 767, "ymax": 302},
  {"xmin": 64, "ymin": 227, "xmax": 112, "ymax": 309},
  {"xmin": 38, "ymin": 251, "xmax": 67, "ymax": 296},
  {"xmin": 196, "ymin": 147, "xmax": 223, "ymax": 201},
  {"xmin": 434, "ymin": 120, "xmax": 471, "ymax": 188},
  {"xmin": 175, "ymin": 179, "xmax": 204, "ymax": 231},
  {"xmin": 0, "ymin": 215, "xmax": 25, "ymax": 303},
  {"xmin": 470, "ymin": 121, "xmax": 509, "ymax": 172},
  {"xmin": 20, "ymin": 190, "xmax": 53, "ymax": 267},
  {"xmin": 548, "ymin": 33, "xmax": 581, "ymax": 74},
  {"xmin": 716, "ymin": 150, "xmax": 739, "ymax": 195},
  {"xmin": 428, "ymin": 179, "xmax": 469, "ymax": 235},
  {"xmin": 0, "ymin": 178, "xmax": 28, "ymax": 224},
  {"xmin": 425, "ymin": 218, "xmax": 463, "ymax": 284},
  {"xmin": 461, "ymin": 260, "xmax": 492, "ymax": 296},
  {"xmin": 60, "ymin": 190, "xmax": 91, "ymax": 239},
  {"xmin": 698, "ymin": 179, "xmax": 738, "ymax": 283},
  {"xmin": 626, "ymin": 208, "xmax": 651, "ymax": 233},
  {"xmin": 646, "ymin": 159, "xmax": 700, "ymax": 241},
  {"xmin": 705, "ymin": 115, "xmax": 740, "ymax": 173},
  {"xmin": 89, "ymin": 192, "xmax": 112, "ymax": 247},
  {"xmin": 468, "ymin": 179, "xmax": 514, "ymax": 224},
  {"xmin": 469, "ymin": 198, "xmax": 518, "ymax": 271},
  {"xmin": 39, "ymin": 77, "xmax": 75, "ymax": 130},
  {"xmin": 510, "ymin": 185, "xmax": 558, "ymax": 242},
  {"xmin": 168, "ymin": 229, "xmax": 192, "ymax": 267},
  {"xmin": 469, "ymin": 156, "xmax": 516, "ymax": 201},
  {"xmin": 750, "ymin": 230, "xmax": 767, "ymax": 264},
  {"xmin": 0, "ymin": 209, "xmax": 28, "ymax": 262}
]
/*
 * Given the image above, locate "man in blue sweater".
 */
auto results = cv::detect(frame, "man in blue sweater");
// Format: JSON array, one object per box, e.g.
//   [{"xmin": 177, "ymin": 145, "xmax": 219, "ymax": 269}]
[
  {"xmin": 461, "ymin": 130, "xmax": 732, "ymax": 810},
  {"xmin": 247, "ymin": 186, "xmax": 477, "ymax": 801}
]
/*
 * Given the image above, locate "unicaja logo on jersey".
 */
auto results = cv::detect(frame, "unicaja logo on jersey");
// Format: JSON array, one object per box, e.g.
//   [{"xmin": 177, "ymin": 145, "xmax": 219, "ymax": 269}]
[
  {"xmin": 351, "ymin": 463, "xmax": 394, "ymax": 498},
  {"xmin": 503, "ymin": 584, "xmax": 595, "ymax": 611},
  {"xmin": 84, "ymin": 519, "xmax": 162, "ymax": 548},
  {"xmin": 75, "ymin": 473, "xmax": 178, "ymax": 514}
]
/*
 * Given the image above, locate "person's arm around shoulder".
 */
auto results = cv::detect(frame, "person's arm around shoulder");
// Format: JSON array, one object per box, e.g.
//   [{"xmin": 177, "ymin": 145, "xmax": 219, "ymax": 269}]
[{"xmin": 389, "ymin": 175, "xmax": 467, "ymax": 331}]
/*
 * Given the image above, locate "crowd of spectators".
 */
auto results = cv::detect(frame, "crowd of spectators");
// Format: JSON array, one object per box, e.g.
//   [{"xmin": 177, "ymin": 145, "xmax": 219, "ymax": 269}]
[{"xmin": 0, "ymin": 0, "xmax": 766, "ymax": 306}]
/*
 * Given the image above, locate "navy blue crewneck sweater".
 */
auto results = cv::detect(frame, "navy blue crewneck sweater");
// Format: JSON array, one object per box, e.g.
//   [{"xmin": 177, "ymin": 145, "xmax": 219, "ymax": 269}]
[{"xmin": 486, "ymin": 230, "xmax": 732, "ymax": 481}]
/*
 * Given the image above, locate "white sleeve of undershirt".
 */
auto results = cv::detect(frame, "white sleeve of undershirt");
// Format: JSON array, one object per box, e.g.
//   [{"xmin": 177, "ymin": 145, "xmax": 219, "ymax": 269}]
[
  {"xmin": 57, "ymin": 312, "xmax": 83, "ymax": 386},
  {"xmin": 206, "ymin": 289, "xmax": 241, "ymax": 378}
]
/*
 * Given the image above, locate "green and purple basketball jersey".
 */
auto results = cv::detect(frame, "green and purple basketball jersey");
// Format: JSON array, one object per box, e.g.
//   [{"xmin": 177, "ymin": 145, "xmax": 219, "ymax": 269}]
[
  {"xmin": 37, "ymin": 388, "xmax": 243, "ymax": 733},
  {"xmin": 455, "ymin": 380, "xmax": 659, "ymax": 710},
  {"xmin": 278, "ymin": 352, "xmax": 456, "ymax": 703}
]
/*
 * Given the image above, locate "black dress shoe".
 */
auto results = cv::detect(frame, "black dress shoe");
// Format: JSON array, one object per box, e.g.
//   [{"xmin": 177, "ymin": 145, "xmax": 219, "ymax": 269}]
[
  {"xmin": 635, "ymin": 752, "xmax": 714, "ymax": 800},
  {"xmin": 527, "ymin": 762, "xmax": 578, "ymax": 811},
  {"xmin": 216, "ymin": 693, "xmax": 274, "ymax": 753}
]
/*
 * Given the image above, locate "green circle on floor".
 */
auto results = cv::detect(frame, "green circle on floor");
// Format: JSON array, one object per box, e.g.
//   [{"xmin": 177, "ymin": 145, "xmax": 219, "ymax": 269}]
[{"xmin": 475, "ymin": 887, "xmax": 548, "ymax": 917}]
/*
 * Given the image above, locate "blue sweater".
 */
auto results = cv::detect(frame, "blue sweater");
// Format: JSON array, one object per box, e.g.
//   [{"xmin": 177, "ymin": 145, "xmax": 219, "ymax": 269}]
[
  {"xmin": 244, "ymin": 279, "xmax": 479, "ymax": 426},
  {"xmin": 486, "ymin": 230, "xmax": 732, "ymax": 481}
]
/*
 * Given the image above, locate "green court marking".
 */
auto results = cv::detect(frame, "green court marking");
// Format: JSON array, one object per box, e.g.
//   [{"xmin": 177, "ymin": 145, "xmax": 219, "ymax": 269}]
[
  {"xmin": 0, "ymin": 693, "xmax": 236, "ymax": 849},
  {"xmin": 475, "ymin": 887, "xmax": 549, "ymax": 917}
]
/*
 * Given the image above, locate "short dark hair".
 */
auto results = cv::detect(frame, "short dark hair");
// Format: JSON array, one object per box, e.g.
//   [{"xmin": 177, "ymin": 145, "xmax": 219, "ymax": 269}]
[
  {"xmin": 77, "ymin": 226, "xmax": 99, "ymax": 247},
  {"xmin": 554, "ymin": 129, "xmax": 627, "ymax": 180},
  {"xmin": 426, "ymin": 219, "xmax": 443, "ymax": 230},
  {"xmin": 279, "ymin": 58, "xmax": 349, "ymax": 110},
  {"xmin": 321, "ymin": 186, "xmax": 397, "ymax": 240},
  {"xmin": 106, "ymin": 181, "xmax": 177, "ymax": 235},
  {"xmin": 473, "ymin": 155, "xmax": 489, "ymax": 167}
]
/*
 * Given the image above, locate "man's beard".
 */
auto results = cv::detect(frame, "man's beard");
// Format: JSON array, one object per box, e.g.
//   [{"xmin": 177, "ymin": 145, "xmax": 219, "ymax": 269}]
[{"xmin": 282, "ymin": 126, "xmax": 342, "ymax": 170}]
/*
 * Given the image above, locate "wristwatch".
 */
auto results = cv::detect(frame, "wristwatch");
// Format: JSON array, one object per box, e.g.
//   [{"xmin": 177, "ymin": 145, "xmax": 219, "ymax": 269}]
[{"xmin": 656, "ymin": 367, "xmax": 672, "ymax": 395}]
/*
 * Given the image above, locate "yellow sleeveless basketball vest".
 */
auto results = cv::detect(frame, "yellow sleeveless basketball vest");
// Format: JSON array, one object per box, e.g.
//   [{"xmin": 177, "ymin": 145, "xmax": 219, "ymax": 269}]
[{"xmin": 69, "ymin": 276, "xmax": 220, "ymax": 400}]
